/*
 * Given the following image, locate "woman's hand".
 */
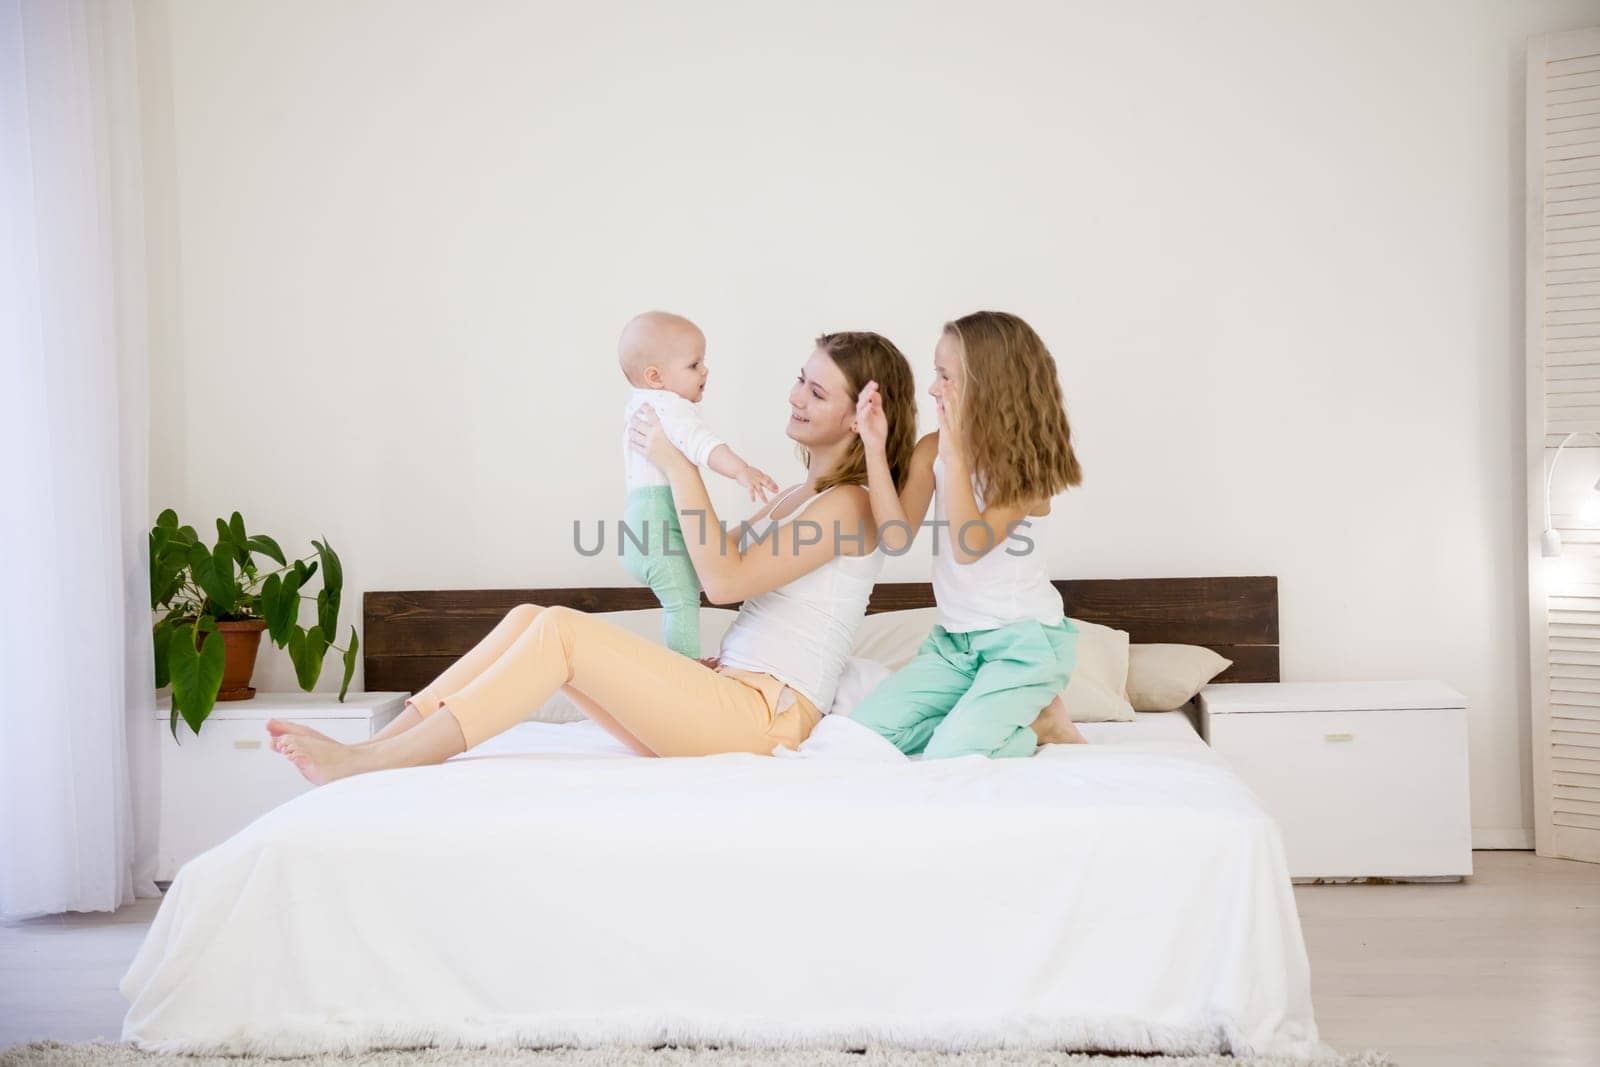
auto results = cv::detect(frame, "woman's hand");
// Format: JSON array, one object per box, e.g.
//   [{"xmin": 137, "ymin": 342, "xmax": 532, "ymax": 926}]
[
  {"xmin": 854, "ymin": 380, "xmax": 888, "ymax": 457},
  {"xmin": 629, "ymin": 404, "xmax": 688, "ymax": 471},
  {"xmin": 935, "ymin": 379, "xmax": 965, "ymax": 466}
]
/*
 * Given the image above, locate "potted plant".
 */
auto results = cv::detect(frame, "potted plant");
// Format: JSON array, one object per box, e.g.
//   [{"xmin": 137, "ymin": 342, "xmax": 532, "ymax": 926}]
[{"xmin": 149, "ymin": 509, "xmax": 358, "ymax": 740}]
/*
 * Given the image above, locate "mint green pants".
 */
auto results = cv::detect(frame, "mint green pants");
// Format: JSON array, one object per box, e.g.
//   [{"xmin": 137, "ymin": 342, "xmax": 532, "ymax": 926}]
[
  {"xmin": 851, "ymin": 618, "xmax": 1078, "ymax": 759},
  {"xmin": 620, "ymin": 486, "xmax": 701, "ymax": 657}
]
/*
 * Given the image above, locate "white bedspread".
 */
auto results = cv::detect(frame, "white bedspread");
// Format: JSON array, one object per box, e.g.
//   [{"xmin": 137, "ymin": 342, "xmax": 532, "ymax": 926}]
[{"xmin": 121, "ymin": 718, "xmax": 1322, "ymax": 1058}]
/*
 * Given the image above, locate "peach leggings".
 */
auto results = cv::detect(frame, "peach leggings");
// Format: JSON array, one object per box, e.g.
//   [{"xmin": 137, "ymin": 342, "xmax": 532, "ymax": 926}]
[{"xmin": 406, "ymin": 604, "xmax": 823, "ymax": 757}]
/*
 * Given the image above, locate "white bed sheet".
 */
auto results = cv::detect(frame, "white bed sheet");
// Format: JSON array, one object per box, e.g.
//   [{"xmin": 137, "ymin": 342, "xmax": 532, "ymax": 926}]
[
  {"xmin": 121, "ymin": 708, "xmax": 1321, "ymax": 1059},
  {"xmin": 1077, "ymin": 706, "xmax": 1203, "ymax": 748},
  {"xmin": 466, "ymin": 706, "xmax": 1207, "ymax": 761}
]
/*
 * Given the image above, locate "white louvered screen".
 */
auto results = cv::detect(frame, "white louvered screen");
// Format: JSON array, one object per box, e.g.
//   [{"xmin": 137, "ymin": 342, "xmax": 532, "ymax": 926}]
[{"xmin": 1528, "ymin": 27, "xmax": 1600, "ymax": 864}]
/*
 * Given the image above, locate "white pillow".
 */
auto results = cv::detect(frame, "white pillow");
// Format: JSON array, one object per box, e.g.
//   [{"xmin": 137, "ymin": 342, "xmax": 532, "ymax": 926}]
[
  {"xmin": 1057, "ymin": 618, "xmax": 1135, "ymax": 723},
  {"xmin": 828, "ymin": 656, "xmax": 893, "ymax": 717},
  {"xmin": 1126, "ymin": 644, "xmax": 1233, "ymax": 711},
  {"xmin": 528, "ymin": 607, "xmax": 741, "ymax": 723}
]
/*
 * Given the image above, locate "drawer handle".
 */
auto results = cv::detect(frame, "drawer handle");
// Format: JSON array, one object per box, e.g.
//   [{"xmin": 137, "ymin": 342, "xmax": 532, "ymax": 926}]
[
  {"xmin": 1323, "ymin": 732, "xmax": 1354, "ymax": 743},
  {"xmin": 233, "ymin": 739, "xmax": 262, "ymax": 750}
]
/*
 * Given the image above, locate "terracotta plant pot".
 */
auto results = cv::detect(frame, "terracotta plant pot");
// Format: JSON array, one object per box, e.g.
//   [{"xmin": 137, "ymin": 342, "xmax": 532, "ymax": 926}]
[{"xmin": 204, "ymin": 619, "xmax": 268, "ymax": 701}]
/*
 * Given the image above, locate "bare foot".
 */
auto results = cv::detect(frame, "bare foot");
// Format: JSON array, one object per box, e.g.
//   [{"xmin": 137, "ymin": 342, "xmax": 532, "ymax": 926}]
[
  {"xmin": 1030, "ymin": 695, "xmax": 1089, "ymax": 746},
  {"xmin": 266, "ymin": 718, "xmax": 336, "ymax": 745},
  {"xmin": 272, "ymin": 732, "xmax": 367, "ymax": 786}
]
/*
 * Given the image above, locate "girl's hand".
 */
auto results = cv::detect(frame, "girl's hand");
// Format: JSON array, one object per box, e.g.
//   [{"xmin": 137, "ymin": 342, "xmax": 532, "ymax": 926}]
[
  {"xmin": 854, "ymin": 380, "xmax": 888, "ymax": 456},
  {"xmin": 935, "ymin": 379, "xmax": 965, "ymax": 465},
  {"xmin": 629, "ymin": 404, "xmax": 687, "ymax": 470}
]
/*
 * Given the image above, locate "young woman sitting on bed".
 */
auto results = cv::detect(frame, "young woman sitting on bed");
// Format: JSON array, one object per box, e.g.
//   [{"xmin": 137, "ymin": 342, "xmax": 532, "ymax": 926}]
[{"xmin": 265, "ymin": 332, "xmax": 922, "ymax": 782}]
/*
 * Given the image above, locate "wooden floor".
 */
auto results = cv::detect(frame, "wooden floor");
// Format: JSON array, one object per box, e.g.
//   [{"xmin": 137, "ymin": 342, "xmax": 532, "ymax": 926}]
[
  {"xmin": 1, "ymin": 851, "xmax": 1596, "ymax": 1064},
  {"xmin": 1294, "ymin": 851, "xmax": 1599, "ymax": 1066}
]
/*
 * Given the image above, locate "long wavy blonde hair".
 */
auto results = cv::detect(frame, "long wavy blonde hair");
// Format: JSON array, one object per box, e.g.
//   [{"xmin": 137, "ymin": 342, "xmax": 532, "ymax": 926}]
[
  {"xmin": 803, "ymin": 332, "xmax": 918, "ymax": 494},
  {"xmin": 945, "ymin": 311, "xmax": 1082, "ymax": 507}
]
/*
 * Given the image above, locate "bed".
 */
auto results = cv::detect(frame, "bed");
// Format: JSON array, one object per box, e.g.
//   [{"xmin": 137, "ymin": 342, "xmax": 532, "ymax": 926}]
[{"xmin": 120, "ymin": 577, "xmax": 1323, "ymax": 1059}]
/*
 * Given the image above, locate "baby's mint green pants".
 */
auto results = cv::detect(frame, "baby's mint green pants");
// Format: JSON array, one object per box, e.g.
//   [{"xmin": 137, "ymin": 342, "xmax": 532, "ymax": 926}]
[
  {"xmin": 620, "ymin": 486, "xmax": 701, "ymax": 657},
  {"xmin": 851, "ymin": 618, "xmax": 1078, "ymax": 759}
]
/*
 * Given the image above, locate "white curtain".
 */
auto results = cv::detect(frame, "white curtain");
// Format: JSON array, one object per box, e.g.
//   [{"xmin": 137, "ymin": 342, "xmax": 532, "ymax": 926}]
[{"xmin": 0, "ymin": 0, "xmax": 159, "ymax": 921}]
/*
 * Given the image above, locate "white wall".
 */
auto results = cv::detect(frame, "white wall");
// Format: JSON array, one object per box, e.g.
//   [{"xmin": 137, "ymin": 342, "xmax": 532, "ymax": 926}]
[{"xmin": 137, "ymin": 0, "xmax": 1600, "ymax": 846}]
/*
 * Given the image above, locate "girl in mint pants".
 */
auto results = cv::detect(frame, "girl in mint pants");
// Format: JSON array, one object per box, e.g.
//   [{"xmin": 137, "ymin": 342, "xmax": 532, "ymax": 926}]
[
  {"xmin": 850, "ymin": 310, "xmax": 1085, "ymax": 759},
  {"xmin": 856, "ymin": 618, "xmax": 1078, "ymax": 758}
]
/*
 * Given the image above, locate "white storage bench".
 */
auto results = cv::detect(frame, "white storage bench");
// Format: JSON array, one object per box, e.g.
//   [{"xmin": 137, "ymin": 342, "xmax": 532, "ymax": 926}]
[{"xmin": 1198, "ymin": 680, "xmax": 1471, "ymax": 882}]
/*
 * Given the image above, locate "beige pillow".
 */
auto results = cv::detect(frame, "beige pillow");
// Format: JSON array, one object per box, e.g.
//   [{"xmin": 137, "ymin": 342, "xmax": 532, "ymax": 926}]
[
  {"xmin": 528, "ymin": 607, "xmax": 741, "ymax": 722},
  {"xmin": 850, "ymin": 608, "xmax": 1134, "ymax": 724},
  {"xmin": 850, "ymin": 607, "xmax": 943, "ymax": 670},
  {"xmin": 1126, "ymin": 644, "xmax": 1233, "ymax": 711},
  {"xmin": 1057, "ymin": 618, "xmax": 1135, "ymax": 723}
]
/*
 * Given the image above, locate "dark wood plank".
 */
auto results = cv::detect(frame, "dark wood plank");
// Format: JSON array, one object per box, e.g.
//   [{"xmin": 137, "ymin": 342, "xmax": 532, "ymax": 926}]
[
  {"xmin": 1055, "ymin": 576, "xmax": 1279, "ymax": 645},
  {"xmin": 364, "ymin": 588, "xmax": 720, "ymax": 658},
  {"xmin": 365, "ymin": 654, "xmax": 464, "ymax": 694},
  {"xmin": 864, "ymin": 582, "xmax": 936, "ymax": 614},
  {"xmin": 865, "ymin": 577, "xmax": 1279, "ymax": 644},
  {"xmin": 369, "ymin": 645, "xmax": 1276, "ymax": 695},
  {"xmin": 1210, "ymin": 644, "xmax": 1278, "ymax": 684},
  {"xmin": 364, "ymin": 576, "xmax": 1281, "ymax": 689}
]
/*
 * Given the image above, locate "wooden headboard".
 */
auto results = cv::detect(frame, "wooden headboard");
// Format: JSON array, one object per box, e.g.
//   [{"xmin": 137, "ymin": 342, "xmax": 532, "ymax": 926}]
[{"xmin": 364, "ymin": 576, "xmax": 1278, "ymax": 693}]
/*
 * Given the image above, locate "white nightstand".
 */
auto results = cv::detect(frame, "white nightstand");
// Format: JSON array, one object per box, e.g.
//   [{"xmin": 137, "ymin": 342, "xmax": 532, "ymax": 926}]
[
  {"xmin": 153, "ymin": 691, "xmax": 407, "ymax": 881},
  {"xmin": 1198, "ymin": 681, "xmax": 1471, "ymax": 882}
]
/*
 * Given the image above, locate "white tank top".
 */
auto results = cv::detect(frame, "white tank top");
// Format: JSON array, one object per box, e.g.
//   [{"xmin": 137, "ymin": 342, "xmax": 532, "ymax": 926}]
[
  {"xmin": 931, "ymin": 453, "xmax": 1064, "ymax": 633},
  {"xmin": 717, "ymin": 485, "xmax": 883, "ymax": 711}
]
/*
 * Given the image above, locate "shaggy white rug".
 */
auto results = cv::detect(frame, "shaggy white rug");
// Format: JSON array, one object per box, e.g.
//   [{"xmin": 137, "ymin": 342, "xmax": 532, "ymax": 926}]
[{"xmin": 0, "ymin": 1042, "xmax": 1393, "ymax": 1066}]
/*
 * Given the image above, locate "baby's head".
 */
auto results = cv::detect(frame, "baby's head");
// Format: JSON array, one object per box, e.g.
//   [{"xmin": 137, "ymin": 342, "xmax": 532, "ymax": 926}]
[{"xmin": 618, "ymin": 311, "xmax": 708, "ymax": 403}]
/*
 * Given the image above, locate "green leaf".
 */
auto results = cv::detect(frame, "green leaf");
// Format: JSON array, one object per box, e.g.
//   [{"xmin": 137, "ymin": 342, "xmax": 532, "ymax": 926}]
[
  {"xmin": 151, "ymin": 520, "xmax": 193, "ymax": 601},
  {"xmin": 189, "ymin": 542, "xmax": 237, "ymax": 615},
  {"xmin": 156, "ymin": 509, "xmax": 179, "ymax": 529},
  {"xmin": 152, "ymin": 618, "xmax": 175, "ymax": 688},
  {"xmin": 312, "ymin": 538, "xmax": 343, "ymax": 592},
  {"xmin": 168, "ymin": 623, "xmax": 224, "ymax": 736},
  {"xmin": 233, "ymin": 515, "xmax": 252, "ymax": 568},
  {"xmin": 175, "ymin": 524, "xmax": 199, "ymax": 546},
  {"xmin": 316, "ymin": 586, "xmax": 341, "ymax": 643},
  {"xmin": 187, "ymin": 542, "xmax": 215, "ymax": 596},
  {"xmin": 259, "ymin": 573, "xmax": 282, "ymax": 638},
  {"xmin": 159, "ymin": 535, "xmax": 191, "ymax": 567},
  {"xmin": 189, "ymin": 633, "xmax": 225, "ymax": 734},
  {"xmin": 149, "ymin": 527, "xmax": 172, "ymax": 608},
  {"xmin": 293, "ymin": 558, "xmax": 318, "ymax": 588},
  {"xmin": 215, "ymin": 516, "xmax": 249, "ymax": 569},
  {"xmin": 151, "ymin": 539, "xmax": 187, "ymax": 610},
  {"xmin": 245, "ymin": 534, "xmax": 286, "ymax": 567},
  {"xmin": 287, "ymin": 624, "xmax": 328, "ymax": 690},
  {"xmin": 312, "ymin": 539, "xmax": 343, "ymax": 640},
  {"xmin": 339, "ymin": 626, "xmax": 359, "ymax": 701},
  {"xmin": 260, "ymin": 571, "xmax": 301, "ymax": 645}
]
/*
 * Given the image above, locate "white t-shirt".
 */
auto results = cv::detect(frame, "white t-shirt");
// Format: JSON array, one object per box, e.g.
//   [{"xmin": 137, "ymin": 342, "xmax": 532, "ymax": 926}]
[
  {"xmin": 622, "ymin": 388, "xmax": 726, "ymax": 490},
  {"xmin": 930, "ymin": 453, "xmax": 1065, "ymax": 633},
  {"xmin": 717, "ymin": 485, "xmax": 884, "ymax": 712}
]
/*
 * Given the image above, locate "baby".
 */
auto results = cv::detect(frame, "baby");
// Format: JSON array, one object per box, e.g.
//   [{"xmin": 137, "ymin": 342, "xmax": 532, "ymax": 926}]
[{"xmin": 619, "ymin": 311, "xmax": 776, "ymax": 657}]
